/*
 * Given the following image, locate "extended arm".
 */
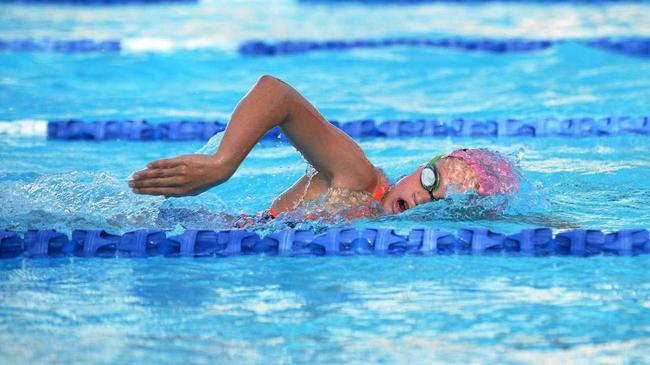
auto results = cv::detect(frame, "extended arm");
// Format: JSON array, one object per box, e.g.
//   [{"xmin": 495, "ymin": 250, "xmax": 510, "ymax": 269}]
[{"xmin": 129, "ymin": 75, "xmax": 378, "ymax": 197}]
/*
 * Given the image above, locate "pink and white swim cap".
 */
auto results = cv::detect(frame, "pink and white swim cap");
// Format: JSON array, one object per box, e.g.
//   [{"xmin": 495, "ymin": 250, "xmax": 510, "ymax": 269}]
[{"xmin": 448, "ymin": 148, "xmax": 520, "ymax": 196}]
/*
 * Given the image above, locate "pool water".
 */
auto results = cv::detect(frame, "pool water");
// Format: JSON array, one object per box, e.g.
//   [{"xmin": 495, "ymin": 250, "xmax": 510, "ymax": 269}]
[{"xmin": 1, "ymin": 0, "xmax": 650, "ymax": 364}]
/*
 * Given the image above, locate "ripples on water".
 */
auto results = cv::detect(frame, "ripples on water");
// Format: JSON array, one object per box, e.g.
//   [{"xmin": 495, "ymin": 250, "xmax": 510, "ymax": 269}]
[
  {"xmin": 2, "ymin": 135, "xmax": 648, "ymax": 233},
  {"xmin": 2, "ymin": 0, "xmax": 650, "ymax": 364},
  {"xmin": 1, "ymin": 255, "xmax": 649, "ymax": 364},
  {"xmin": 0, "ymin": 132, "xmax": 650, "ymax": 233}
]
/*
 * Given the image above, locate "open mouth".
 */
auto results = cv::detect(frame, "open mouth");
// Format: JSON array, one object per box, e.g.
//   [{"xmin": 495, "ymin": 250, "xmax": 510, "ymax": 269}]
[{"xmin": 395, "ymin": 198, "xmax": 408, "ymax": 213}]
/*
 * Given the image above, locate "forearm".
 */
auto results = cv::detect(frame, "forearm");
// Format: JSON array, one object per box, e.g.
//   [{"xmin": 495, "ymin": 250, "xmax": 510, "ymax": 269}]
[
  {"xmin": 213, "ymin": 75, "xmax": 295, "ymax": 176},
  {"xmin": 130, "ymin": 75, "xmax": 378, "ymax": 197},
  {"xmin": 128, "ymin": 76, "xmax": 292, "ymax": 198}
]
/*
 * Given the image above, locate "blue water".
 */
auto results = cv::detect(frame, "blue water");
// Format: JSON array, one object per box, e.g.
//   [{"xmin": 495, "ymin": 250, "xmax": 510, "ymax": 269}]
[{"xmin": 2, "ymin": 0, "xmax": 650, "ymax": 363}]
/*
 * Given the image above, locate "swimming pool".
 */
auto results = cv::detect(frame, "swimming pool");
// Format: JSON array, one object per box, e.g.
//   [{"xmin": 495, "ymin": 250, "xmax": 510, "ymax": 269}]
[{"xmin": 2, "ymin": 0, "xmax": 650, "ymax": 363}]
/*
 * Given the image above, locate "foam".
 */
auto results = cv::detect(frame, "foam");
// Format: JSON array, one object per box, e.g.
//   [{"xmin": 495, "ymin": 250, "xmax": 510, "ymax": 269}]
[{"xmin": 0, "ymin": 120, "xmax": 48, "ymax": 137}]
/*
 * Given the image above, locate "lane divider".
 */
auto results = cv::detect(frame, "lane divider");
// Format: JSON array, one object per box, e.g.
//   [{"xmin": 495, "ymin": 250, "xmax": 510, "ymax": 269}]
[
  {"xmin": 1, "ymin": 227, "xmax": 648, "ymax": 257},
  {"xmin": 0, "ymin": 38, "xmax": 121, "ymax": 53},
  {"xmin": 239, "ymin": 37, "xmax": 650, "ymax": 57},
  {"xmin": 0, "ymin": 0, "xmax": 196, "ymax": 4},
  {"xmin": 240, "ymin": 38, "xmax": 555, "ymax": 55},
  {"xmin": 35, "ymin": 116, "xmax": 650, "ymax": 141},
  {"xmin": 1, "ymin": 37, "xmax": 649, "ymax": 58},
  {"xmin": 299, "ymin": 0, "xmax": 648, "ymax": 3},
  {"xmin": 0, "ymin": 0, "xmax": 640, "ymax": 3},
  {"xmin": 2, "ymin": 116, "xmax": 648, "ymax": 140}
]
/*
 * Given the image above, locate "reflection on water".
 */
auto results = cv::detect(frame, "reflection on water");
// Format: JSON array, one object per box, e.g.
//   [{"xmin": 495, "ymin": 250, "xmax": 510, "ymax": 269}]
[{"xmin": 1, "ymin": 255, "xmax": 649, "ymax": 364}]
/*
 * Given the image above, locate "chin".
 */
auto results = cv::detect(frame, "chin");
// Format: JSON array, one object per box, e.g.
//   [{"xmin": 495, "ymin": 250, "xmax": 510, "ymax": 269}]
[{"xmin": 381, "ymin": 199, "xmax": 394, "ymax": 214}]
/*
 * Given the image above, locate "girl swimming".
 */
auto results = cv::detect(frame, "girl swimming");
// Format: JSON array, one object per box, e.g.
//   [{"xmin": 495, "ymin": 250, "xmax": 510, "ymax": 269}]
[{"xmin": 128, "ymin": 75, "xmax": 519, "ymax": 220}]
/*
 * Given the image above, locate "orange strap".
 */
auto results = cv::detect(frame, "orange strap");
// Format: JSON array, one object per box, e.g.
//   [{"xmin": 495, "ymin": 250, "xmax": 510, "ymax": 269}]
[{"xmin": 371, "ymin": 179, "xmax": 389, "ymax": 202}]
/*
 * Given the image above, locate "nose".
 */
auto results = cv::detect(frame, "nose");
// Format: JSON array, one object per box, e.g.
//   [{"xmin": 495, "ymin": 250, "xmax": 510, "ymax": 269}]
[{"xmin": 414, "ymin": 190, "xmax": 431, "ymax": 205}]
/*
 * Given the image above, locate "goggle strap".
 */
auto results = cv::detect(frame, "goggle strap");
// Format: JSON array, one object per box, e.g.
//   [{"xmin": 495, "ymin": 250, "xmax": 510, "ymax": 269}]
[{"xmin": 427, "ymin": 154, "xmax": 444, "ymax": 193}]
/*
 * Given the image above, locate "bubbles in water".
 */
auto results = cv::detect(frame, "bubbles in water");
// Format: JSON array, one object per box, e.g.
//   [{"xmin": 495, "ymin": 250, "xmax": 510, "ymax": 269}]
[
  {"xmin": 512, "ymin": 148, "xmax": 526, "ymax": 164},
  {"xmin": 0, "ymin": 140, "xmax": 565, "ymax": 234},
  {"xmin": 445, "ymin": 183, "xmax": 463, "ymax": 195},
  {"xmin": 363, "ymin": 148, "xmax": 568, "ymax": 230}
]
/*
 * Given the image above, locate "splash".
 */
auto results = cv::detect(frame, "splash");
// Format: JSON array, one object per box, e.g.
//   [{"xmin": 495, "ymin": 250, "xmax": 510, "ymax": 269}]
[
  {"xmin": 230, "ymin": 147, "xmax": 561, "ymax": 231},
  {"xmin": 367, "ymin": 148, "xmax": 567, "ymax": 228},
  {"xmin": 0, "ymin": 172, "xmax": 231, "ymax": 233},
  {"xmin": 0, "ymin": 142, "xmax": 561, "ymax": 234},
  {"xmin": 237, "ymin": 184, "xmax": 385, "ymax": 233},
  {"xmin": 196, "ymin": 131, "xmax": 225, "ymax": 155}
]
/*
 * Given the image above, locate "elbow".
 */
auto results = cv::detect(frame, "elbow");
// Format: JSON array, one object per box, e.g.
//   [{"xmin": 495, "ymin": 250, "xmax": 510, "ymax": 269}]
[
  {"xmin": 257, "ymin": 74, "xmax": 284, "ymax": 88},
  {"xmin": 255, "ymin": 74, "xmax": 293, "ymax": 101}
]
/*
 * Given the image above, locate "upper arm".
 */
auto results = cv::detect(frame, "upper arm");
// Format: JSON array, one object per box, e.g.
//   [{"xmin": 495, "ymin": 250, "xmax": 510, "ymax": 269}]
[
  {"xmin": 214, "ymin": 74, "xmax": 379, "ymax": 193},
  {"xmin": 278, "ymin": 79, "xmax": 378, "ymax": 191}
]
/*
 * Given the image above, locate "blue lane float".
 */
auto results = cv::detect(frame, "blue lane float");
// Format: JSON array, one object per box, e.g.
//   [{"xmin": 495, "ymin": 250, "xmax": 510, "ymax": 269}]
[
  {"xmin": 0, "ymin": 38, "xmax": 121, "ymax": 53},
  {"xmin": 45, "ymin": 116, "xmax": 650, "ymax": 141},
  {"xmin": 0, "ymin": 0, "xmax": 196, "ymax": 3},
  {"xmin": 298, "ymin": 0, "xmax": 647, "ymax": 3},
  {"xmin": 1, "ymin": 228, "xmax": 649, "ymax": 258},
  {"xmin": 47, "ymin": 120, "xmax": 228, "ymax": 141},
  {"xmin": 240, "ymin": 38, "xmax": 556, "ymax": 56},
  {"xmin": 583, "ymin": 38, "xmax": 650, "ymax": 58},
  {"xmin": 1, "ymin": 37, "xmax": 649, "ymax": 58},
  {"xmin": 239, "ymin": 37, "xmax": 650, "ymax": 58}
]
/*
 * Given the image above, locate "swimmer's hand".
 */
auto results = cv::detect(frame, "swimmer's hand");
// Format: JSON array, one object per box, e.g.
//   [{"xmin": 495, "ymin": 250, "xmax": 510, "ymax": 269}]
[{"xmin": 128, "ymin": 154, "xmax": 233, "ymax": 197}]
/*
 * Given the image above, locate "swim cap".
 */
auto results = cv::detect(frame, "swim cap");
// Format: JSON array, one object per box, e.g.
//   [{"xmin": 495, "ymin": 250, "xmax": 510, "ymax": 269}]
[{"xmin": 448, "ymin": 148, "xmax": 520, "ymax": 195}]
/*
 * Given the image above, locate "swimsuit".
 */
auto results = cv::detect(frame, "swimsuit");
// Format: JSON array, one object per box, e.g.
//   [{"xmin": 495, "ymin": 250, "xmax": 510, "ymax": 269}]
[
  {"xmin": 266, "ymin": 174, "xmax": 390, "ymax": 219},
  {"xmin": 234, "ymin": 173, "xmax": 390, "ymax": 227}
]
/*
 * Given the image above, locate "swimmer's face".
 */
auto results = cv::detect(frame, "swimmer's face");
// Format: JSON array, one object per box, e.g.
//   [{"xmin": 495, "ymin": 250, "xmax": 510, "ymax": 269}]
[{"xmin": 381, "ymin": 165, "xmax": 445, "ymax": 214}]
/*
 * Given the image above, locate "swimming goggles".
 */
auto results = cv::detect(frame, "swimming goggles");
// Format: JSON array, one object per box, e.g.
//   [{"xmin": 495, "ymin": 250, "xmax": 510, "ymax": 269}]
[{"xmin": 420, "ymin": 154, "xmax": 444, "ymax": 199}]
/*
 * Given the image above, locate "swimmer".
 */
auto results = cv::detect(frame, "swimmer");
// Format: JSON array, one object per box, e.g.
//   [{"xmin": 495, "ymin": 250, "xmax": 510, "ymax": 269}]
[{"xmin": 129, "ymin": 75, "xmax": 519, "ymax": 220}]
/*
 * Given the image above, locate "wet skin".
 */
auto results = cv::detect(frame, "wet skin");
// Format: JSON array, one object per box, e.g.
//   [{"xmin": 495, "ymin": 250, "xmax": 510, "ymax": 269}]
[
  {"xmin": 381, "ymin": 157, "xmax": 479, "ymax": 214},
  {"xmin": 129, "ymin": 75, "xmax": 480, "ymax": 217}
]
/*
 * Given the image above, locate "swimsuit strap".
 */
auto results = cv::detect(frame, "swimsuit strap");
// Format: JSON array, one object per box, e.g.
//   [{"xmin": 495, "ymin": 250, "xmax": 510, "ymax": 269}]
[
  {"xmin": 348, "ymin": 177, "xmax": 390, "ymax": 220},
  {"xmin": 371, "ymin": 177, "xmax": 390, "ymax": 202},
  {"xmin": 268, "ymin": 208, "xmax": 279, "ymax": 219}
]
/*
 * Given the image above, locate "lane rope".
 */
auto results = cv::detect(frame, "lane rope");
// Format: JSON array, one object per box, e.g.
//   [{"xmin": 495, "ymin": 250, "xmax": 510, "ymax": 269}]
[
  {"xmin": 298, "ymin": 0, "xmax": 648, "ymax": 3},
  {"xmin": 0, "ymin": 0, "xmax": 196, "ymax": 4},
  {"xmin": 0, "ymin": 38, "xmax": 121, "ymax": 52},
  {"xmin": 238, "ymin": 37, "xmax": 650, "ymax": 57},
  {"xmin": 1, "ymin": 37, "xmax": 649, "ymax": 58},
  {"xmin": 1, "ymin": 227, "xmax": 648, "ymax": 257},
  {"xmin": 31, "ymin": 116, "xmax": 650, "ymax": 141}
]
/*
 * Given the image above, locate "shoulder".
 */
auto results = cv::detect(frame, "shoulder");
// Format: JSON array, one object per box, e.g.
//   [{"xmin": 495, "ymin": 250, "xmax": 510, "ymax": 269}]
[{"xmin": 328, "ymin": 156, "xmax": 381, "ymax": 191}]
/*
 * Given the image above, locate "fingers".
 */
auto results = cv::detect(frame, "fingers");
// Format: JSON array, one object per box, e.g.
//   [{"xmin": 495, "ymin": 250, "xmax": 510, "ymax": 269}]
[
  {"xmin": 131, "ymin": 187, "xmax": 185, "ymax": 197},
  {"xmin": 129, "ymin": 176, "xmax": 184, "ymax": 189},
  {"xmin": 147, "ymin": 157, "xmax": 185, "ymax": 169},
  {"xmin": 131, "ymin": 166, "xmax": 182, "ymax": 180}
]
